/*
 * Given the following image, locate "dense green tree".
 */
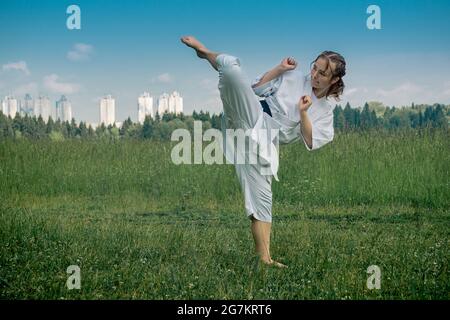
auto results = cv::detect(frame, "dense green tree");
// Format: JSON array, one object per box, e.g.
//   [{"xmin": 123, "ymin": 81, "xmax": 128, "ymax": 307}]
[
  {"xmin": 110, "ymin": 126, "xmax": 120, "ymax": 141},
  {"xmin": 157, "ymin": 122, "xmax": 171, "ymax": 140},
  {"xmin": 36, "ymin": 115, "xmax": 47, "ymax": 139},
  {"xmin": 0, "ymin": 112, "xmax": 8, "ymax": 140},
  {"xmin": 12, "ymin": 113, "xmax": 23, "ymax": 132},
  {"xmin": 333, "ymin": 105, "xmax": 345, "ymax": 131},
  {"xmin": 343, "ymin": 102, "xmax": 353, "ymax": 129},
  {"xmin": 211, "ymin": 113, "xmax": 223, "ymax": 130},
  {"xmin": 120, "ymin": 117, "xmax": 133, "ymax": 136},
  {"xmin": 1, "ymin": 104, "xmax": 447, "ymax": 141},
  {"xmin": 360, "ymin": 103, "xmax": 372, "ymax": 129},
  {"xmin": 432, "ymin": 104, "xmax": 447, "ymax": 129},
  {"xmin": 87, "ymin": 125, "xmax": 95, "ymax": 138},
  {"xmin": 79, "ymin": 121, "xmax": 88, "ymax": 138},
  {"xmin": 142, "ymin": 116, "xmax": 153, "ymax": 139},
  {"xmin": 71, "ymin": 118, "xmax": 80, "ymax": 137},
  {"xmin": 46, "ymin": 116, "xmax": 55, "ymax": 134}
]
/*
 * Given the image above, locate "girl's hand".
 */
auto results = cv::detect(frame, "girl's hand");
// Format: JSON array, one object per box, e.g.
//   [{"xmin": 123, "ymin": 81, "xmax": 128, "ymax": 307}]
[
  {"xmin": 298, "ymin": 95, "xmax": 312, "ymax": 112},
  {"xmin": 279, "ymin": 57, "xmax": 298, "ymax": 72}
]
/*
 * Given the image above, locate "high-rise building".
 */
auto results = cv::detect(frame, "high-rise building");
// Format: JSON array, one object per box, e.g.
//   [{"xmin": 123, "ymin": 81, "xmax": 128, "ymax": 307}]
[
  {"xmin": 168, "ymin": 91, "xmax": 183, "ymax": 115},
  {"xmin": 35, "ymin": 95, "xmax": 52, "ymax": 122},
  {"xmin": 1, "ymin": 98, "xmax": 6, "ymax": 115},
  {"xmin": 168, "ymin": 93, "xmax": 175, "ymax": 114},
  {"xmin": 157, "ymin": 93, "xmax": 169, "ymax": 116},
  {"xmin": 21, "ymin": 94, "xmax": 34, "ymax": 117},
  {"xmin": 2, "ymin": 95, "xmax": 18, "ymax": 118},
  {"xmin": 55, "ymin": 95, "xmax": 72, "ymax": 122},
  {"xmin": 138, "ymin": 92, "xmax": 154, "ymax": 123},
  {"xmin": 99, "ymin": 95, "xmax": 115, "ymax": 125}
]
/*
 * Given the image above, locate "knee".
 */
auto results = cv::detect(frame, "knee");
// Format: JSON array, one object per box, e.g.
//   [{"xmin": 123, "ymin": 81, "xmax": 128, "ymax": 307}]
[
  {"xmin": 249, "ymin": 213, "xmax": 272, "ymax": 223},
  {"xmin": 216, "ymin": 54, "xmax": 241, "ymax": 71},
  {"xmin": 217, "ymin": 54, "xmax": 244, "ymax": 81},
  {"xmin": 217, "ymin": 56, "xmax": 246, "ymax": 89}
]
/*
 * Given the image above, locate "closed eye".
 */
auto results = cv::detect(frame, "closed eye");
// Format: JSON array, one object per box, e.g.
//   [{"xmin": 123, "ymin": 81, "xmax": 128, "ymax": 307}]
[{"xmin": 312, "ymin": 64, "xmax": 327, "ymax": 75}]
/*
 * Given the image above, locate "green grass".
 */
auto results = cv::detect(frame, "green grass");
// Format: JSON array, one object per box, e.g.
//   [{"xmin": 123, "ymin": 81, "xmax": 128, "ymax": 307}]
[{"xmin": 0, "ymin": 129, "xmax": 449, "ymax": 299}]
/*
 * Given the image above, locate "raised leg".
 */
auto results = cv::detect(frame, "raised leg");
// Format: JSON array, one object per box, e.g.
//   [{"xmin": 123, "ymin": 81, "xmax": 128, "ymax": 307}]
[
  {"xmin": 180, "ymin": 36, "xmax": 220, "ymax": 71},
  {"xmin": 181, "ymin": 35, "xmax": 263, "ymax": 130}
]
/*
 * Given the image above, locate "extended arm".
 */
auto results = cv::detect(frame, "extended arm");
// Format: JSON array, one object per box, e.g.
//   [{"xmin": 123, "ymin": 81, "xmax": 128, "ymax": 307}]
[{"xmin": 252, "ymin": 57, "xmax": 298, "ymax": 88}]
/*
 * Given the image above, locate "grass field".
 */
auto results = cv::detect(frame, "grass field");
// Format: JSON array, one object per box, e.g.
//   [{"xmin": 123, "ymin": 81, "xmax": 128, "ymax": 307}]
[{"xmin": 0, "ymin": 129, "xmax": 449, "ymax": 299}]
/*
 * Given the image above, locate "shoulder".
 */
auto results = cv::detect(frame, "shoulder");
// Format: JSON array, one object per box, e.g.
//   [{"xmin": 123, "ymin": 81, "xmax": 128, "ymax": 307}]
[
  {"xmin": 278, "ymin": 69, "xmax": 304, "ymax": 91},
  {"xmin": 283, "ymin": 69, "xmax": 304, "ymax": 81}
]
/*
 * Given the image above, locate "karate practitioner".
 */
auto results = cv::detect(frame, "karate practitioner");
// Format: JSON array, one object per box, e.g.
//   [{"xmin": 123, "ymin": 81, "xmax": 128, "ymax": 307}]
[{"xmin": 181, "ymin": 36, "xmax": 346, "ymax": 268}]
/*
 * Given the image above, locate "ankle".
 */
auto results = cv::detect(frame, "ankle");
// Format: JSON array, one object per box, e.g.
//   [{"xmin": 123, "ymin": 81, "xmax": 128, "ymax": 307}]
[{"xmin": 259, "ymin": 256, "xmax": 272, "ymax": 264}]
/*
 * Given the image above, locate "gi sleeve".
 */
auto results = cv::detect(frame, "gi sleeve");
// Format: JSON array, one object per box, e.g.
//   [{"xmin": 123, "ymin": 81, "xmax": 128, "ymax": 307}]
[
  {"xmin": 300, "ymin": 110, "xmax": 334, "ymax": 151},
  {"xmin": 251, "ymin": 72, "xmax": 283, "ymax": 97}
]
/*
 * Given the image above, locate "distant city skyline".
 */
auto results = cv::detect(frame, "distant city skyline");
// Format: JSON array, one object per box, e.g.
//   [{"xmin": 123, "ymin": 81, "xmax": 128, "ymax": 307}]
[
  {"xmin": 1, "ymin": 0, "xmax": 449, "ymax": 123},
  {"xmin": 1, "ymin": 90, "xmax": 184, "ymax": 125}
]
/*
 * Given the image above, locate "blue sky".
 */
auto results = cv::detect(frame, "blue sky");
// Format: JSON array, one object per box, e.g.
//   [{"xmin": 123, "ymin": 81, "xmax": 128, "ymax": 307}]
[{"xmin": 1, "ymin": 0, "xmax": 449, "ymax": 123}]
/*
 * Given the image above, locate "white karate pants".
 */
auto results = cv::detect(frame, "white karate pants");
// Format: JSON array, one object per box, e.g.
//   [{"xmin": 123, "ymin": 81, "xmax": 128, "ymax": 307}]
[{"xmin": 216, "ymin": 54, "xmax": 275, "ymax": 223}]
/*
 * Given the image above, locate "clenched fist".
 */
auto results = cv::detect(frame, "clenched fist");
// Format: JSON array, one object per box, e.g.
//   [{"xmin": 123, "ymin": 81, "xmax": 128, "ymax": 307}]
[
  {"xmin": 298, "ymin": 95, "xmax": 312, "ymax": 112},
  {"xmin": 279, "ymin": 57, "xmax": 298, "ymax": 72}
]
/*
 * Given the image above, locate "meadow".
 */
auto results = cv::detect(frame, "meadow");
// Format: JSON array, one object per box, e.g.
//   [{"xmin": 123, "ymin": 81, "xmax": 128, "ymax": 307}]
[{"xmin": 0, "ymin": 129, "xmax": 449, "ymax": 299}]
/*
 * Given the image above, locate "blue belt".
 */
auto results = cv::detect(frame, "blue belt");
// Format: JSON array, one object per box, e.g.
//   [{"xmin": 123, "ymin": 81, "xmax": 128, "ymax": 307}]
[{"xmin": 259, "ymin": 100, "xmax": 272, "ymax": 117}]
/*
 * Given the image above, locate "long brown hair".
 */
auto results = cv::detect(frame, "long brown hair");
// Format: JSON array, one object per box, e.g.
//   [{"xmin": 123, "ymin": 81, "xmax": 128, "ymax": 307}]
[{"xmin": 312, "ymin": 51, "xmax": 346, "ymax": 101}]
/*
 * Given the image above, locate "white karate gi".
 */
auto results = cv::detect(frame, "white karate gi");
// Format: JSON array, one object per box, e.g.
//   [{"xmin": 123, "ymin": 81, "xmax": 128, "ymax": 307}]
[{"xmin": 216, "ymin": 54, "xmax": 334, "ymax": 222}]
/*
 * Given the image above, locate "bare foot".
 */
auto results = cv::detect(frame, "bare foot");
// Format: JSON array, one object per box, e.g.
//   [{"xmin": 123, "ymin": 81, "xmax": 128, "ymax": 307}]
[
  {"xmin": 262, "ymin": 258, "xmax": 288, "ymax": 269},
  {"xmin": 180, "ymin": 36, "xmax": 209, "ymax": 59}
]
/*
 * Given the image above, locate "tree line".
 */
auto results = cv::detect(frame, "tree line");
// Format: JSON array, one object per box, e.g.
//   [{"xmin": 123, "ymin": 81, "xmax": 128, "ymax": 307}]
[
  {"xmin": 0, "ymin": 102, "xmax": 448, "ymax": 141},
  {"xmin": 333, "ymin": 102, "xmax": 448, "ymax": 131}
]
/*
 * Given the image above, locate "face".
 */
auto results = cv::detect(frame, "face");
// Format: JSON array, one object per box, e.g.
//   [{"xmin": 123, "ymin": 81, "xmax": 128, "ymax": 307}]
[{"xmin": 310, "ymin": 57, "xmax": 339, "ymax": 90}]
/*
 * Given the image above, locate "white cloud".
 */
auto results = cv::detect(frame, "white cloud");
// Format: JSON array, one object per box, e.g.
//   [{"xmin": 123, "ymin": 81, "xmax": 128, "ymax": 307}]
[
  {"xmin": 342, "ymin": 87, "xmax": 359, "ymax": 97},
  {"xmin": 13, "ymin": 82, "xmax": 38, "ymax": 96},
  {"xmin": 67, "ymin": 43, "xmax": 94, "ymax": 61},
  {"xmin": 2, "ymin": 61, "xmax": 30, "ymax": 75},
  {"xmin": 374, "ymin": 82, "xmax": 428, "ymax": 106},
  {"xmin": 376, "ymin": 82, "xmax": 424, "ymax": 98},
  {"xmin": 339, "ymin": 81, "xmax": 450, "ymax": 108},
  {"xmin": 43, "ymin": 74, "xmax": 80, "ymax": 94},
  {"xmin": 152, "ymin": 73, "xmax": 173, "ymax": 83}
]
